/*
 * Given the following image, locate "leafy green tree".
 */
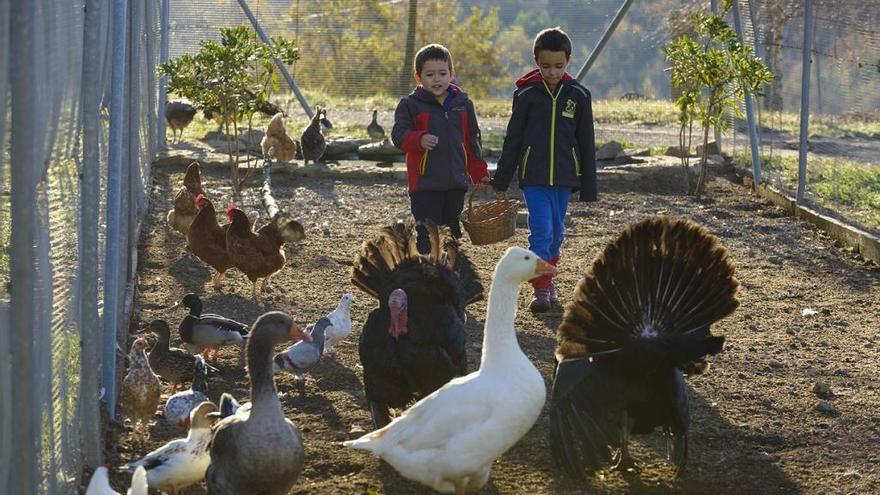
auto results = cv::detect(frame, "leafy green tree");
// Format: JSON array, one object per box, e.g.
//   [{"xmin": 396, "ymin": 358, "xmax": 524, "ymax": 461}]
[
  {"xmin": 408, "ymin": 2, "xmax": 506, "ymax": 98},
  {"xmin": 159, "ymin": 26, "xmax": 297, "ymax": 192},
  {"xmin": 285, "ymin": 0, "xmax": 507, "ymax": 98},
  {"xmin": 663, "ymin": 2, "xmax": 772, "ymax": 195}
]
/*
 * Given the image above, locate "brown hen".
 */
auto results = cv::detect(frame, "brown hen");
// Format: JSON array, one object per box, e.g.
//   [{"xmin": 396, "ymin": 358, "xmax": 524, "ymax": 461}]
[
  {"xmin": 166, "ymin": 162, "xmax": 205, "ymax": 236},
  {"xmin": 187, "ymin": 194, "xmax": 235, "ymax": 287},
  {"xmin": 225, "ymin": 208, "xmax": 304, "ymax": 299},
  {"xmin": 261, "ymin": 112, "xmax": 297, "ymax": 163}
]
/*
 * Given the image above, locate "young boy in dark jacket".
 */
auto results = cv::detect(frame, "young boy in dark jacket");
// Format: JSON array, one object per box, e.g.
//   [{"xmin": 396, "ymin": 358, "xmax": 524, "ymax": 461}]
[
  {"xmin": 491, "ymin": 27, "xmax": 597, "ymax": 313},
  {"xmin": 392, "ymin": 43, "xmax": 490, "ymax": 254}
]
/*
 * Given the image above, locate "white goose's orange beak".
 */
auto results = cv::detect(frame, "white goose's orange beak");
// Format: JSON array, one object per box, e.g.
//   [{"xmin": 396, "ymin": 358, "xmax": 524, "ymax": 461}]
[
  {"xmin": 289, "ymin": 322, "xmax": 312, "ymax": 343},
  {"xmin": 531, "ymin": 258, "xmax": 557, "ymax": 279}
]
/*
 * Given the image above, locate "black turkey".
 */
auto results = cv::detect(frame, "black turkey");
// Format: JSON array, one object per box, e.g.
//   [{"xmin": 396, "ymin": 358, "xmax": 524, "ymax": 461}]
[
  {"xmin": 550, "ymin": 216, "xmax": 739, "ymax": 478},
  {"xmin": 351, "ymin": 220, "xmax": 483, "ymax": 428}
]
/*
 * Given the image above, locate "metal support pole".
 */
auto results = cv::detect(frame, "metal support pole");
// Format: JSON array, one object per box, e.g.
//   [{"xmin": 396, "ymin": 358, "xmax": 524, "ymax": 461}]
[
  {"xmin": 157, "ymin": 0, "xmax": 169, "ymax": 149},
  {"xmin": 103, "ymin": 0, "xmax": 129, "ymax": 420},
  {"xmin": 236, "ymin": 0, "xmax": 313, "ymax": 118},
  {"xmin": 710, "ymin": 0, "xmax": 723, "ymax": 154},
  {"xmin": 79, "ymin": 0, "xmax": 103, "ymax": 469},
  {"xmin": 796, "ymin": 0, "xmax": 814, "ymax": 203},
  {"xmin": 9, "ymin": 0, "xmax": 39, "ymax": 492},
  {"xmin": 575, "ymin": 0, "xmax": 635, "ymax": 82},
  {"xmin": 731, "ymin": 0, "xmax": 763, "ymax": 184}
]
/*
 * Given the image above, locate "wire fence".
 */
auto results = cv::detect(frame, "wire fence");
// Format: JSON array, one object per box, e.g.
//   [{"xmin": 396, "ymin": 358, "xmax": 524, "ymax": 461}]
[
  {"xmin": 1, "ymin": 0, "xmax": 160, "ymax": 492},
  {"xmin": 1, "ymin": 1, "xmax": 878, "ymax": 493},
  {"xmin": 732, "ymin": 0, "xmax": 880, "ymax": 234}
]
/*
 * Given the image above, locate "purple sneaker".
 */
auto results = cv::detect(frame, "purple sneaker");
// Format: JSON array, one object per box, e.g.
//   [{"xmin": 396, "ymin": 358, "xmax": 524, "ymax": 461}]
[
  {"xmin": 529, "ymin": 288, "xmax": 552, "ymax": 313},
  {"xmin": 549, "ymin": 280, "xmax": 560, "ymax": 307}
]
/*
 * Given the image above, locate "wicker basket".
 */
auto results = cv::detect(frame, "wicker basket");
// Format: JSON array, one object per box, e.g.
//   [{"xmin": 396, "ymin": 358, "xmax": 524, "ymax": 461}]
[{"xmin": 460, "ymin": 188, "xmax": 518, "ymax": 245}]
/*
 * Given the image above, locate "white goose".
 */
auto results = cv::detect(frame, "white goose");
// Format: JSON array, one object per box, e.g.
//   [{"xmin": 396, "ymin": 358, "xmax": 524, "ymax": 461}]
[{"xmin": 344, "ymin": 247, "xmax": 554, "ymax": 494}]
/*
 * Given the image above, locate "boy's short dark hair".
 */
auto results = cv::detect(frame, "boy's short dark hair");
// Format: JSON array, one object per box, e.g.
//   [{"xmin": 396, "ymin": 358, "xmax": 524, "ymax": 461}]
[
  {"xmin": 414, "ymin": 44, "xmax": 454, "ymax": 76},
  {"xmin": 533, "ymin": 27, "xmax": 572, "ymax": 59}
]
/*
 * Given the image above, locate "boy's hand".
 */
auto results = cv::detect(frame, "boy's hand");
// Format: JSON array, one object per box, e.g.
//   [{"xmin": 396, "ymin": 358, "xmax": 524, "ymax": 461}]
[
  {"xmin": 420, "ymin": 134, "xmax": 439, "ymax": 150},
  {"xmin": 473, "ymin": 177, "xmax": 491, "ymax": 190}
]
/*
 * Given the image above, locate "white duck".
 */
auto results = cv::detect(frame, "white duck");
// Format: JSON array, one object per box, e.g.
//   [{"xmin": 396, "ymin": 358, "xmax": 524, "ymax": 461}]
[
  {"xmin": 85, "ymin": 465, "xmax": 120, "ymax": 495},
  {"xmin": 127, "ymin": 402, "xmax": 217, "ymax": 494},
  {"xmin": 344, "ymin": 247, "xmax": 554, "ymax": 494},
  {"xmin": 85, "ymin": 465, "xmax": 147, "ymax": 495},
  {"xmin": 128, "ymin": 466, "xmax": 148, "ymax": 495},
  {"xmin": 322, "ymin": 292, "xmax": 355, "ymax": 356},
  {"xmin": 163, "ymin": 355, "xmax": 208, "ymax": 427}
]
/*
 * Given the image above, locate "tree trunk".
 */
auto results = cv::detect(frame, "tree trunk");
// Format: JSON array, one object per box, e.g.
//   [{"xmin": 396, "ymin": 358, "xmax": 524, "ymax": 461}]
[
  {"xmin": 679, "ymin": 124, "xmax": 693, "ymax": 194},
  {"xmin": 399, "ymin": 0, "xmax": 418, "ymax": 96},
  {"xmin": 695, "ymin": 122, "xmax": 711, "ymax": 196}
]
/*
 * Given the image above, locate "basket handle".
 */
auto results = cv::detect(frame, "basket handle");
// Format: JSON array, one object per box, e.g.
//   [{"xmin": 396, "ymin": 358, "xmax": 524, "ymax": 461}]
[{"xmin": 467, "ymin": 187, "xmax": 507, "ymax": 216}]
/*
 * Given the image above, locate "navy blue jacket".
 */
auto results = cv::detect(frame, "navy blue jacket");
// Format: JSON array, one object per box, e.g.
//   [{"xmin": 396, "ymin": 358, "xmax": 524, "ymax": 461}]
[
  {"xmin": 392, "ymin": 85, "xmax": 489, "ymax": 192},
  {"xmin": 491, "ymin": 70, "xmax": 597, "ymax": 201}
]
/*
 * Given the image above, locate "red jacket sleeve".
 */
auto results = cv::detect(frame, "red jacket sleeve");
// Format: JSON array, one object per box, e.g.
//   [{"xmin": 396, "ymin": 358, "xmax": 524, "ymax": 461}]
[
  {"xmin": 462, "ymin": 100, "xmax": 489, "ymax": 184},
  {"xmin": 392, "ymin": 98, "xmax": 428, "ymax": 153}
]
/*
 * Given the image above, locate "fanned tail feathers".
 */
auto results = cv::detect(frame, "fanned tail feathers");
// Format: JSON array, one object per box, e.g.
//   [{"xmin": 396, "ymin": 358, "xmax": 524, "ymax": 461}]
[
  {"xmin": 557, "ymin": 216, "xmax": 738, "ymax": 367},
  {"xmin": 351, "ymin": 221, "xmax": 419, "ymax": 299},
  {"xmin": 550, "ymin": 216, "xmax": 738, "ymax": 477},
  {"xmin": 442, "ymin": 235, "xmax": 483, "ymax": 305},
  {"xmin": 350, "ymin": 220, "xmax": 482, "ymax": 306}
]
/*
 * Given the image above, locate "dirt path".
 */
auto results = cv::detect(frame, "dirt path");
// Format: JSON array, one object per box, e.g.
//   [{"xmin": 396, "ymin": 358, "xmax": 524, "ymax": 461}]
[{"xmin": 106, "ymin": 155, "xmax": 880, "ymax": 494}]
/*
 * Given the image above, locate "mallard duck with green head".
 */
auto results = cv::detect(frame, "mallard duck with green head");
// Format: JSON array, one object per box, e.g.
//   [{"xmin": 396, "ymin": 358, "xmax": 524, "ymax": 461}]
[{"xmin": 176, "ymin": 293, "xmax": 248, "ymax": 361}]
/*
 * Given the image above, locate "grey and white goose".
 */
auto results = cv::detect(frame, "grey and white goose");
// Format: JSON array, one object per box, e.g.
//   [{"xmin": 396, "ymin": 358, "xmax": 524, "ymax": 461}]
[{"xmin": 206, "ymin": 311, "xmax": 312, "ymax": 495}]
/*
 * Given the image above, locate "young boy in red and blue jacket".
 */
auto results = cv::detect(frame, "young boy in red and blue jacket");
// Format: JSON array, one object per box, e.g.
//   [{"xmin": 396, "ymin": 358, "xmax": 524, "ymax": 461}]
[
  {"xmin": 491, "ymin": 27, "xmax": 597, "ymax": 313},
  {"xmin": 392, "ymin": 43, "xmax": 490, "ymax": 254}
]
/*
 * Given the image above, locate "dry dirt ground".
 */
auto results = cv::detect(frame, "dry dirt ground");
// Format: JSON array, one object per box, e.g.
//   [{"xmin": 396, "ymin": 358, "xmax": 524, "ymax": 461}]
[{"xmin": 104, "ymin": 153, "xmax": 880, "ymax": 495}]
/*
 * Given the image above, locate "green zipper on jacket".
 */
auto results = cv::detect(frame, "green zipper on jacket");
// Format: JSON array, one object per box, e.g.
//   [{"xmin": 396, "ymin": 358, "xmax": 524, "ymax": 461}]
[
  {"xmin": 520, "ymin": 146, "xmax": 531, "ymax": 179},
  {"xmin": 543, "ymin": 81, "xmax": 560, "ymax": 185},
  {"xmin": 572, "ymin": 147, "xmax": 581, "ymax": 176}
]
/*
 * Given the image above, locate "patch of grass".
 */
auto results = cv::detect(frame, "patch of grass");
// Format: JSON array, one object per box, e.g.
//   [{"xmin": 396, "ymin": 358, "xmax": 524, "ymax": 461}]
[
  {"xmin": 758, "ymin": 110, "xmax": 880, "ymax": 139},
  {"xmin": 596, "ymin": 138, "xmax": 638, "ymax": 150},
  {"xmin": 593, "ymin": 98, "xmax": 680, "ymax": 126},
  {"xmin": 734, "ymin": 153, "xmax": 880, "ymax": 229},
  {"xmin": 648, "ymin": 145, "xmax": 668, "ymax": 156}
]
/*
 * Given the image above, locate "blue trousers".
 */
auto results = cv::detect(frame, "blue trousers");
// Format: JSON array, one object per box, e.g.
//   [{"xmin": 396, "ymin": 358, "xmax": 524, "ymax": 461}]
[
  {"xmin": 409, "ymin": 189, "xmax": 467, "ymax": 254},
  {"xmin": 522, "ymin": 185, "xmax": 572, "ymax": 261}
]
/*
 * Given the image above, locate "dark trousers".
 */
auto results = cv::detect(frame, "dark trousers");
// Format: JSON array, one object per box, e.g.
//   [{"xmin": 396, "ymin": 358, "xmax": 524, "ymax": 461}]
[{"xmin": 409, "ymin": 189, "xmax": 467, "ymax": 254}]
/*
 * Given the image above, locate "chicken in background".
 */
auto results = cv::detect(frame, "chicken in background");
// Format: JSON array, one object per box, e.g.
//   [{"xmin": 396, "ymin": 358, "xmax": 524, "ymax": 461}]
[
  {"xmin": 261, "ymin": 112, "xmax": 297, "ymax": 163},
  {"xmin": 202, "ymin": 108, "xmax": 232, "ymax": 131},
  {"xmin": 350, "ymin": 220, "xmax": 483, "ymax": 428},
  {"xmin": 166, "ymin": 161, "xmax": 204, "ymax": 236},
  {"xmin": 367, "ymin": 109, "xmax": 385, "ymax": 142},
  {"xmin": 244, "ymin": 88, "xmax": 284, "ymax": 118},
  {"xmin": 165, "ymin": 101, "xmax": 196, "ymax": 144},
  {"xmin": 300, "ymin": 106, "xmax": 329, "ymax": 165},
  {"xmin": 225, "ymin": 207, "xmax": 305, "ymax": 299},
  {"xmin": 119, "ymin": 337, "xmax": 161, "ymax": 439},
  {"xmin": 549, "ymin": 217, "xmax": 739, "ymax": 479}
]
